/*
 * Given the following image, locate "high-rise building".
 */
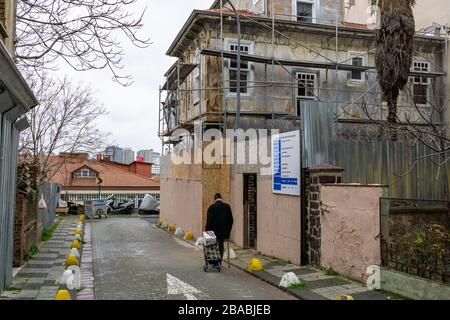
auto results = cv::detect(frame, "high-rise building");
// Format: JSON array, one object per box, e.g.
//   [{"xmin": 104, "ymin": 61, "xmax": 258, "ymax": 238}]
[
  {"xmin": 105, "ymin": 146, "xmax": 124, "ymax": 163},
  {"xmin": 137, "ymin": 149, "xmax": 161, "ymax": 175},
  {"xmin": 123, "ymin": 148, "xmax": 135, "ymax": 165},
  {"xmin": 137, "ymin": 150, "xmax": 152, "ymax": 163}
]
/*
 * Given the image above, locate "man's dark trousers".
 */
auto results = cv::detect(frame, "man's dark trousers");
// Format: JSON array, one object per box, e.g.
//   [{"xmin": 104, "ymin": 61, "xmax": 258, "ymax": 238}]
[{"xmin": 217, "ymin": 238, "xmax": 225, "ymax": 260}]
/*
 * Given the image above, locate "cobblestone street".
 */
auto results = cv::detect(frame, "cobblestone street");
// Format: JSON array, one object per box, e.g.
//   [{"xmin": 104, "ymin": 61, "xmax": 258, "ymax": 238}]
[{"xmin": 91, "ymin": 218, "xmax": 296, "ymax": 300}]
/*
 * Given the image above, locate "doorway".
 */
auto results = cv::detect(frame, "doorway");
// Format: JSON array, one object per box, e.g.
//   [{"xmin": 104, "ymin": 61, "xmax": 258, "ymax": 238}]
[{"xmin": 243, "ymin": 174, "xmax": 257, "ymax": 249}]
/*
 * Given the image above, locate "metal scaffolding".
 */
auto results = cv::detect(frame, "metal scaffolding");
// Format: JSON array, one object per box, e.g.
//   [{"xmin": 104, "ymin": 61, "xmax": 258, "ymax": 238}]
[{"xmin": 158, "ymin": 2, "xmax": 448, "ymax": 155}]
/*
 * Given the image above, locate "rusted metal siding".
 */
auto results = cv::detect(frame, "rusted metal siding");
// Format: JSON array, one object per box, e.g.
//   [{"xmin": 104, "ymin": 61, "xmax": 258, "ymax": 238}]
[{"xmin": 301, "ymin": 101, "xmax": 449, "ymax": 200}]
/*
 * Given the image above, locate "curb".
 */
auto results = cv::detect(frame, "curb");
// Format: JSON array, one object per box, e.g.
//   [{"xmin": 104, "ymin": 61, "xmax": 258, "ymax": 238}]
[
  {"xmin": 153, "ymin": 223, "xmax": 312, "ymax": 300},
  {"xmin": 229, "ymin": 261, "xmax": 327, "ymax": 300}
]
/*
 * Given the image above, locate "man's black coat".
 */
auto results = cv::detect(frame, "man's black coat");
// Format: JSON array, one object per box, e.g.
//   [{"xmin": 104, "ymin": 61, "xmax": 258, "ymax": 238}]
[{"xmin": 205, "ymin": 200, "xmax": 234, "ymax": 240}]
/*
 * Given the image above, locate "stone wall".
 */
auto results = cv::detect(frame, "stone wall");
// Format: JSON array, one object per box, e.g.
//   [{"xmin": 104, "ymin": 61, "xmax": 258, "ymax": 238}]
[{"xmin": 305, "ymin": 165, "xmax": 343, "ymax": 266}]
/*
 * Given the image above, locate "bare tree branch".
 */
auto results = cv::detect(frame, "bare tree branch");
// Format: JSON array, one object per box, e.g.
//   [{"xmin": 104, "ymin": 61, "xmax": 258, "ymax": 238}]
[{"xmin": 16, "ymin": 0, "xmax": 151, "ymax": 86}]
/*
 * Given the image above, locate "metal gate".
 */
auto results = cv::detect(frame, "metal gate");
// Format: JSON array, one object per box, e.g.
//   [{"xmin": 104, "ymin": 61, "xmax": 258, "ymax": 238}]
[{"xmin": 244, "ymin": 174, "xmax": 257, "ymax": 249}]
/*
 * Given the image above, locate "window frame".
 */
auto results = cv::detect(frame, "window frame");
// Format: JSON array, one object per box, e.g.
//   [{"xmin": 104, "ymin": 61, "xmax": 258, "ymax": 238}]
[
  {"xmin": 74, "ymin": 168, "xmax": 96, "ymax": 179},
  {"xmin": 193, "ymin": 49, "xmax": 201, "ymax": 104},
  {"xmin": 224, "ymin": 38, "xmax": 255, "ymax": 97},
  {"xmin": 292, "ymin": 0, "xmax": 317, "ymax": 23},
  {"xmin": 348, "ymin": 52, "xmax": 366, "ymax": 83},
  {"xmin": 411, "ymin": 60, "xmax": 431, "ymax": 107},
  {"xmin": 295, "ymin": 70, "xmax": 319, "ymax": 116}
]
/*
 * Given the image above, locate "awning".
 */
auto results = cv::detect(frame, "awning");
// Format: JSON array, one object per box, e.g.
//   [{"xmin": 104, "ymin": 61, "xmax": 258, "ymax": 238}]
[{"xmin": 0, "ymin": 41, "xmax": 38, "ymax": 122}]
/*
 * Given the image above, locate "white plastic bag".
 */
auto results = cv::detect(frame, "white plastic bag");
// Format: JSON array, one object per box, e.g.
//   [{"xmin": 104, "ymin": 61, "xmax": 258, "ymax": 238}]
[
  {"xmin": 202, "ymin": 231, "xmax": 217, "ymax": 246},
  {"xmin": 38, "ymin": 194, "xmax": 47, "ymax": 209}
]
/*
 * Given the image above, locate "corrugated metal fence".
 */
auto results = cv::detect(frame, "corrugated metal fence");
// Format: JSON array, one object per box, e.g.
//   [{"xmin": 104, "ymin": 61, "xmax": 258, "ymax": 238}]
[
  {"xmin": 301, "ymin": 101, "xmax": 450, "ymax": 200},
  {"xmin": 40, "ymin": 183, "xmax": 62, "ymax": 230},
  {"xmin": 0, "ymin": 114, "xmax": 20, "ymax": 292}
]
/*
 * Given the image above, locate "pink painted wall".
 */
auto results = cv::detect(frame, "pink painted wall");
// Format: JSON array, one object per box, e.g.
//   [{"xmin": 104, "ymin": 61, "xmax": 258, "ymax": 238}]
[
  {"xmin": 230, "ymin": 174, "xmax": 244, "ymax": 247},
  {"xmin": 160, "ymin": 178, "xmax": 203, "ymax": 238},
  {"xmin": 320, "ymin": 185, "xmax": 383, "ymax": 282},
  {"xmin": 256, "ymin": 179, "xmax": 301, "ymax": 265}
]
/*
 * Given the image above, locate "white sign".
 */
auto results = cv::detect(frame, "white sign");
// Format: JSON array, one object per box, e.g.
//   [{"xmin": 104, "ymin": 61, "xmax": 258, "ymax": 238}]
[{"xmin": 272, "ymin": 130, "xmax": 301, "ymax": 196}]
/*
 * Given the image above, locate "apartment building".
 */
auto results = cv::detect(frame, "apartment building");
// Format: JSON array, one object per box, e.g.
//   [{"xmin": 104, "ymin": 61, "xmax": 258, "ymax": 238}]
[
  {"xmin": 158, "ymin": 0, "xmax": 446, "ymax": 265},
  {"xmin": 0, "ymin": 0, "xmax": 38, "ymax": 293}
]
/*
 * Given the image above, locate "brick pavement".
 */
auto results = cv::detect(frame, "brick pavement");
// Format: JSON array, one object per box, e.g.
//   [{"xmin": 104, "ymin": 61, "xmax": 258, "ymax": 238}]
[
  {"xmin": 91, "ymin": 218, "xmax": 296, "ymax": 300},
  {"xmin": 156, "ymin": 223, "xmax": 400, "ymax": 300},
  {"xmin": 0, "ymin": 216, "xmax": 78, "ymax": 300}
]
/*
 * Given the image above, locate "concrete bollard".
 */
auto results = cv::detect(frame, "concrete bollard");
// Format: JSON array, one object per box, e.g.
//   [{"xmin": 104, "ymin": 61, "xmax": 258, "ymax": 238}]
[
  {"xmin": 65, "ymin": 253, "xmax": 79, "ymax": 267},
  {"xmin": 71, "ymin": 239, "xmax": 81, "ymax": 249},
  {"xmin": 70, "ymin": 248, "xmax": 80, "ymax": 259},
  {"xmin": 279, "ymin": 272, "xmax": 302, "ymax": 288},
  {"xmin": 195, "ymin": 237, "xmax": 203, "ymax": 247},
  {"xmin": 223, "ymin": 247, "xmax": 237, "ymax": 259},
  {"xmin": 175, "ymin": 228, "xmax": 184, "ymax": 237},
  {"xmin": 55, "ymin": 290, "xmax": 71, "ymax": 300},
  {"xmin": 247, "ymin": 258, "xmax": 263, "ymax": 272},
  {"xmin": 184, "ymin": 232, "xmax": 194, "ymax": 241}
]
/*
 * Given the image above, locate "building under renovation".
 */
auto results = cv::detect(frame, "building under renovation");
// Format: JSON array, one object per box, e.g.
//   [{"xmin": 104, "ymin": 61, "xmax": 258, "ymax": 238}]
[{"xmin": 158, "ymin": 0, "xmax": 449, "ymax": 266}]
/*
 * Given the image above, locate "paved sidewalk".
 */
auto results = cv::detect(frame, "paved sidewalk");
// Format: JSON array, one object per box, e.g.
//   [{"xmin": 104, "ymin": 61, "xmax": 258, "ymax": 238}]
[
  {"xmin": 229, "ymin": 249, "xmax": 396, "ymax": 300},
  {"xmin": 158, "ymin": 223, "xmax": 398, "ymax": 301},
  {"xmin": 0, "ymin": 216, "xmax": 78, "ymax": 300}
]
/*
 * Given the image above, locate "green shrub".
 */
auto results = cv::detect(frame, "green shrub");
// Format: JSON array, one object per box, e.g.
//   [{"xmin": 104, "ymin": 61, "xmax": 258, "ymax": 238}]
[{"xmin": 24, "ymin": 245, "xmax": 39, "ymax": 261}]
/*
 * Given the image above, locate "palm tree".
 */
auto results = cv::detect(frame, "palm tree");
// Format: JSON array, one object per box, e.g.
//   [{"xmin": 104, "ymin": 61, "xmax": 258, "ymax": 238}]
[{"xmin": 375, "ymin": 0, "xmax": 416, "ymax": 141}]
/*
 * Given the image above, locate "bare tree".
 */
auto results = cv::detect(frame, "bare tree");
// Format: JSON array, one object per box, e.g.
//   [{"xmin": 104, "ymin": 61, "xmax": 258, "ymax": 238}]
[
  {"xmin": 19, "ymin": 72, "xmax": 110, "ymax": 185},
  {"xmin": 358, "ymin": 77, "xmax": 450, "ymax": 197},
  {"xmin": 16, "ymin": 0, "xmax": 151, "ymax": 86}
]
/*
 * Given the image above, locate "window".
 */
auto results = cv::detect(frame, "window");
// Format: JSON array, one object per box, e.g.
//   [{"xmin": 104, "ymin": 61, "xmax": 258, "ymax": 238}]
[
  {"xmin": 228, "ymin": 41, "xmax": 252, "ymax": 94},
  {"xmin": 193, "ymin": 50, "xmax": 201, "ymax": 103},
  {"xmin": 412, "ymin": 61, "xmax": 430, "ymax": 105},
  {"xmin": 348, "ymin": 53, "xmax": 365, "ymax": 82},
  {"xmin": 296, "ymin": 71, "xmax": 317, "ymax": 116},
  {"xmin": 295, "ymin": 0, "xmax": 315, "ymax": 23},
  {"xmin": 73, "ymin": 168, "xmax": 96, "ymax": 178},
  {"xmin": 297, "ymin": 72, "xmax": 317, "ymax": 100}
]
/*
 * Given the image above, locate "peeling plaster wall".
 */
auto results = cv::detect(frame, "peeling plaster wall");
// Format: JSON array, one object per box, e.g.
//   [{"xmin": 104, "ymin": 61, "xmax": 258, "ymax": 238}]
[
  {"xmin": 320, "ymin": 185, "xmax": 384, "ymax": 282},
  {"xmin": 174, "ymin": 16, "xmax": 439, "ymax": 127}
]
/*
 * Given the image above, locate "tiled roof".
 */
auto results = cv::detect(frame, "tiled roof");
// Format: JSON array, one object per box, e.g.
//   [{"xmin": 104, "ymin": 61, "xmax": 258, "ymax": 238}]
[{"xmin": 47, "ymin": 156, "xmax": 160, "ymax": 189}]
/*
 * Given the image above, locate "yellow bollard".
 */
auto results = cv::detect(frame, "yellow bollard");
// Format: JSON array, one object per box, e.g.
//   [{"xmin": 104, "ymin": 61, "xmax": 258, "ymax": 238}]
[
  {"xmin": 79, "ymin": 215, "xmax": 86, "ymax": 223},
  {"xmin": 184, "ymin": 232, "xmax": 194, "ymax": 241},
  {"xmin": 167, "ymin": 224, "xmax": 176, "ymax": 233},
  {"xmin": 336, "ymin": 294, "xmax": 354, "ymax": 300},
  {"xmin": 75, "ymin": 229, "xmax": 82, "ymax": 236},
  {"xmin": 247, "ymin": 258, "xmax": 264, "ymax": 272},
  {"xmin": 71, "ymin": 239, "xmax": 81, "ymax": 249},
  {"xmin": 55, "ymin": 290, "xmax": 71, "ymax": 300},
  {"xmin": 66, "ymin": 253, "xmax": 79, "ymax": 266}
]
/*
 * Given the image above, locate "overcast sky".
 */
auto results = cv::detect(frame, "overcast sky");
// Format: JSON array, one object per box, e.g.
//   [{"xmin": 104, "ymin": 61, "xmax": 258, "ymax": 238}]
[{"xmin": 58, "ymin": 0, "xmax": 213, "ymax": 154}]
